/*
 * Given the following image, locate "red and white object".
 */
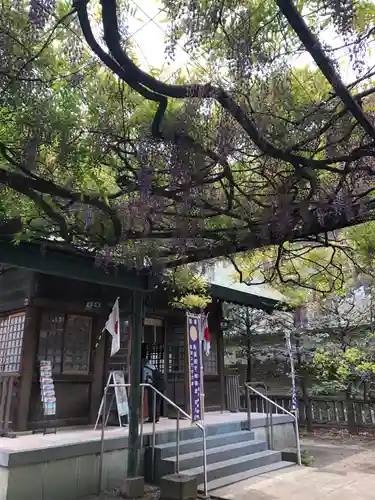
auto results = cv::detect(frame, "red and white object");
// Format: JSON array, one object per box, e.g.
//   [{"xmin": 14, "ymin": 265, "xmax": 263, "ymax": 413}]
[
  {"xmin": 105, "ymin": 298, "xmax": 120, "ymax": 356},
  {"xmin": 201, "ymin": 314, "xmax": 211, "ymax": 356}
]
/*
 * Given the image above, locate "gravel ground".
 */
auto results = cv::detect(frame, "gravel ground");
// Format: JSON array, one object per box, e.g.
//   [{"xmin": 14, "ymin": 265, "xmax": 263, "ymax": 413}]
[{"xmin": 86, "ymin": 484, "xmax": 160, "ymax": 500}]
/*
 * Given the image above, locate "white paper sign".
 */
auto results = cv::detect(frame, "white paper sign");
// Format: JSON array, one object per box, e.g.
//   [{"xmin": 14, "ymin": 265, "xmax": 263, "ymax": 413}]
[{"xmin": 113, "ymin": 371, "xmax": 129, "ymax": 417}]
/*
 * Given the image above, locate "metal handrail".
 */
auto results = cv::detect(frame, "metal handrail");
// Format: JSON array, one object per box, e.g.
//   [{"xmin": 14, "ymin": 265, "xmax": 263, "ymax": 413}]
[
  {"xmin": 143, "ymin": 383, "xmax": 204, "ymax": 486},
  {"xmin": 245, "ymin": 383, "xmax": 302, "ymax": 466},
  {"xmin": 245, "ymin": 382, "xmax": 273, "ymax": 449},
  {"xmin": 97, "ymin": 382, "xmax": 207, "ymax": 496}
]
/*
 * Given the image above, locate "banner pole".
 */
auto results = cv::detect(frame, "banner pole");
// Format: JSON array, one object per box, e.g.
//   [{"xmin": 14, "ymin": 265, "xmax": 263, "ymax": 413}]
[
  {"xmin": 94, "ymin": 327, "xmax": 106, "ymax": 351},
  {"xmin": 199, "ymin": 313, "xmax": 208, "ymax": 498},
  {"xmin": 285, "ymin": 331, "xmax": 302, "ymax": 466}
]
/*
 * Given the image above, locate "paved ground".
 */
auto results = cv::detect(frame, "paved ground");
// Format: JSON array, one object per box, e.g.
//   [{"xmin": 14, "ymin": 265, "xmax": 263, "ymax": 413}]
[
  {"xmin": 86, "ymin": 430, "xmax": 375, "ymax": 500},
  {"xmin": 212, "ymin": 430, "xmax": 375, "ymax": 500}
]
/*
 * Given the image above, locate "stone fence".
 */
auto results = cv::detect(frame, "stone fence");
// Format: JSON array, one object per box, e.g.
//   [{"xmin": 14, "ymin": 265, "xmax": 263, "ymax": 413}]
[{"xmin": 244, "ymin": 393, "xmax": 375, "ymax": 433}]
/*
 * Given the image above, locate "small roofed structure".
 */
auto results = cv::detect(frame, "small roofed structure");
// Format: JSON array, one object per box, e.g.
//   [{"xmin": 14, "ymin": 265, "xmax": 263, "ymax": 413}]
[{"xmin": 0, "ymin": 239, "xmax": 286, "ymax": 438}]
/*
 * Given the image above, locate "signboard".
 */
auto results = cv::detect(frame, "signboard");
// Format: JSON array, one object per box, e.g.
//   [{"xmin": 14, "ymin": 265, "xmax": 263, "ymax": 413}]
[
  {"xmin": 187, "ymin": 313, "xmax": 202, "ymax": 422},
  {"xmin": 113, "ymin": 371, "xmax": 129, "ymax": 417},
  {"xmin": 39, "ymin": 361, "xmax": 56, "ymax": 416},
  {"xmin": 94, "ymin": 370, "xmax": 129, "ymax": 429}
]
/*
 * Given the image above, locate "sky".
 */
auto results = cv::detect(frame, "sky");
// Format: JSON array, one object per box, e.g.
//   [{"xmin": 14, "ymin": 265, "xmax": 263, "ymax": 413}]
[
  {"xmin": 123, "ymin": 0, "xmax": 373, "ymax": 86},
  {"xmin": 125, "ymin": 0, "xmax": 189, "ymax": 75}
]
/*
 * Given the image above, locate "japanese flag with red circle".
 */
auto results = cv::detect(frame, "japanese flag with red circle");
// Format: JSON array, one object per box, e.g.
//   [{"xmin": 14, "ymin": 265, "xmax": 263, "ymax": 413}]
[
  {"xmin": 201, "ymin": 314, "xmax": 211, "ymax": 356},
  {"xmin": 105, "ymin": 298, "xmax": 120, "ymax": 356}
]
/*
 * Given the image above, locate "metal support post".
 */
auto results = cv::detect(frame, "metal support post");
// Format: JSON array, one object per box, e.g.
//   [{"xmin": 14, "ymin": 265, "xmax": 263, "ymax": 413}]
[
  {"xmin": 127, "ymin": 290, "xmax": 144, "ymax": 478},
  {"xmin": 176, "ymin": 412, "xmax": 180, "ymax": 474},
  {"xmin": 98, "ymin": 385, "xmax": 107, "ymax": 494},
  {"xmin": 152, "ymin": 387, "xmax": 157, "ymax": 480},
  {"xmin": 246, "ymin": 384, "xmax": 251, "ymax": 430},
  {"xmin": 199, "ymin": 314, "xmax": 208, "ymax": 498},
  {"xmin": 138, "ymin": 384, "xmax": 145, "ymax": 473}
]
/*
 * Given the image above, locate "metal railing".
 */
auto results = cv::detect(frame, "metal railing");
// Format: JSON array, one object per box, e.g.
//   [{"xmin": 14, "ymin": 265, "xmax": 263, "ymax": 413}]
[
  {"xmin": 245, "ymin": 382, "xmax": 273, "ymax": 449},
  {"xmin": 245, "ymin": 383, "xmax": 302, "ymax": 466},
  {"xmin": 98, "ymin": 382, "xmax": 207, "ymax": 495}
]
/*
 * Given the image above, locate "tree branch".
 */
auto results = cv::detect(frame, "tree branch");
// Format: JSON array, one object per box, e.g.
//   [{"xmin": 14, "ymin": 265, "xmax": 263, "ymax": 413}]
[
  {"xmin": 276, "ymin": 0, "xmax": 375, "ymax": 140},
  {"xmin": 75, "ymin": 0, "xmax": 375, "ymax": 174},
  {"xmin": 0, "ymin": 155, "xmax": 122, "ymax": 245}
]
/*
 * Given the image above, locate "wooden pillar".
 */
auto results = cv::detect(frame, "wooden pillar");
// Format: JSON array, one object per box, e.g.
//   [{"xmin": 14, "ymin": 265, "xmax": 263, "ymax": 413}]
[
  {"xmin": 163, "ymin": 317, "xmax": 168, "ymax": 388},
  {"xmin": 212, "ymin": 300, "xmax": 226, "ymax": 413},
  {"xmin": 127, "ymin": 290, "xmax": 144, "ymax": 478},
  {"xmin": 16, "ymin": 305, "xmax": 39, "ymax": 431},
  {"xmin": 89, "ymin": 315, "xmax": 107, "ymax": 424}
]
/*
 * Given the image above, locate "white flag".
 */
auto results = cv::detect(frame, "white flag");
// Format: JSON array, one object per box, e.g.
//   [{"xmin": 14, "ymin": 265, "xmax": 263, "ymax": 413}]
[{"xmin": 105, "ymin": 298, "xmax": 120, "ymax": 356}]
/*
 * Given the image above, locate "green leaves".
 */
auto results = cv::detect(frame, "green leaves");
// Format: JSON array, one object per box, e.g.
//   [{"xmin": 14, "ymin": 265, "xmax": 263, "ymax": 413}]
[
  {"xmin": 1, "ymin": 0, "xmax": 375, "ymax": 273},
  {"xmin": 312, "ymin": 328, "xmax": 375, "ymax": 397},
  {"xmin": 165, "ymin": 267, "xmax": 212, "ymax": 311}
]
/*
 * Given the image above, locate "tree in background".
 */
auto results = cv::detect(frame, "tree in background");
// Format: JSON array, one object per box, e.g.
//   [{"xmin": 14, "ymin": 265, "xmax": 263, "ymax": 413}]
[
  {"xmin": 222, "ymin": 303, "xmax": 280, "ymax": 382},
  {"xmin": 306, "ymin": 286, "xmax": 375, "ymax": 431},
  {"xmin": 165, "ymin": 266, "xmax": 212, "ymax": 311},
  {"xmin": 223, "ymin": 276, "xmax": 375, "ymax": 431},
  {"xmin": 222, "ymin": 301, "xmax": 317, "ymax": 428}
]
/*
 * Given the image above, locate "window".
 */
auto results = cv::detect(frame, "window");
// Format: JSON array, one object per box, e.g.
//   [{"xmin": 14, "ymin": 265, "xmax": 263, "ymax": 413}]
[
  {"xmin": 147, "ymin": 343, "xmax": 165, "ymax": 373},
  {"xmin": 168, "ymin": 343, "xmax": 185, "ymax": 373},
  {"xmin": 63, "ymin": 315, "xmax": 91, "ymax": 373},
  {"xmin": 0, "ymin": 313, "xmax": 25, "ymax": 373},
  {"xmin": 143, "ymin": 318, "xmax": 164, "ymax": 373},
  {"xmin": 203, "ymin": 338, "xmax": 218, "ymax": 374},
  {"xmin": 37, "ymin": 312, "xmax": 91, "ymax": 374},
  {"xmin": 38, "ymin": 312, "xmax": 64, "ymax": 374},
  {"xmin": 167, "ymin": 333, "xmax": 219, "ymax": 375}
]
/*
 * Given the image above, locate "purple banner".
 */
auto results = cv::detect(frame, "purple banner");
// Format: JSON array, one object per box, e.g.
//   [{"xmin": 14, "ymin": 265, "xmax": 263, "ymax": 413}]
[{"xmin": 187, "ymin": 313, "xmax": 202, "ymax": 422}]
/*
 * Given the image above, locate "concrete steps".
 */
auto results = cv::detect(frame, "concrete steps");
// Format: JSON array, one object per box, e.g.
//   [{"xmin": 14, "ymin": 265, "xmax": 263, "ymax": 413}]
[
  {"xmin": 182, "ymin": 449, "xmax": 282, "ymax": 484},
  {"xmin": 200, "ymin": 460, "xmax": 296, "ymax": 491},
  {"xmin": 152, "ymin": 420, "xmax": 248, "ymax": 446},
  {"xmin": 156, "ymin": 430, "xmax": 256, "ymax": 458},
  {"xmin": 150, "ymin": 419, "xmax": 295, "ymax": 491},
  {"xmin": 162, "ymin": 439, "xmax": 268, "ymax": 471}
]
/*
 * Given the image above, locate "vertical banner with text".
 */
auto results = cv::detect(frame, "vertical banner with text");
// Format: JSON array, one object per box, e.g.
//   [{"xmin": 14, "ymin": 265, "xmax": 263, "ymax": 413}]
[
  {"xmin": 285, "ymin": 332, "xmax": 298, "ymax": 412},
  {"xmin": 187, "ymin": 313, "xmax": 202, "ymax": 422}
]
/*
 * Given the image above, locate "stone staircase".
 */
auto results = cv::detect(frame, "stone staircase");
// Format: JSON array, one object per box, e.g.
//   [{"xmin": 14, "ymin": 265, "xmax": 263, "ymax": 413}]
[{"xmin": 148, "ymin": 419, "xmax": 294, "ymax": 491}]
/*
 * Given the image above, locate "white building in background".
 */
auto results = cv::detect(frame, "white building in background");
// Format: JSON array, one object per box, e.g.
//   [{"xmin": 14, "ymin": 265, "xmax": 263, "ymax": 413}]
[{"xmin": 202, "ymin": 260, "xmax": 287, "ymax": 310}]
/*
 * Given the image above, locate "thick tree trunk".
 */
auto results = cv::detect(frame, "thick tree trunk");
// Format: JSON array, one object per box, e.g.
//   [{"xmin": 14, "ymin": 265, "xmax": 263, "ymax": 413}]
[
  {"xmin": 295, "ymin": 333, "xmax": 312, "ymax": 432},
  {"xmin": 246, "ymin": 307, "xmax": 252, "ymax": 382},
  {"xmin": 300, "ymin": 376, "xmax": 312, "ymax": 432},
  {"xmin": 346, "ymin": 386, "xmax": 358, "ymax": 434},
  {"xmin": 246, "ymin": 352, "xmax": 252, "ymax": 382}
]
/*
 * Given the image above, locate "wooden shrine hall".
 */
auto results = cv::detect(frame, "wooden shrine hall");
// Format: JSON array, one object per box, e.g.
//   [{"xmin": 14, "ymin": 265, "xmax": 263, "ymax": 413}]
[{"xmin": 0, "ymin": 239, "xmax": 285, "ymax": 433}]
